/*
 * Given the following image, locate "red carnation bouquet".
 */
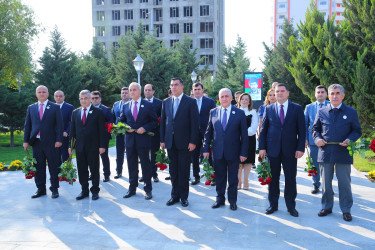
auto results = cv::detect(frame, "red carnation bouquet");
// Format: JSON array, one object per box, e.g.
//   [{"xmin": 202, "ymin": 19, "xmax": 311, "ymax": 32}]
[
  {"xmin": 256, "ymin": 156, "xmax": 272, "ymax": 185},
  {"xmin": 59, "ymin": 138, "xmax": 77, "ymax": 185},
  {"xmin": 155, "ymin": 148, "xmax": 169, "ymax": 171},
  {"xmin": 200, "ymin": 158, "xmax": 215, "ymax": 185},
  {"xmin": 111, "ymin": 122, "xmax": 154, "ymax": 137},
  {"xmin": 21, "ymin": 150, "xmax": 37, "ymax": 179},
  {"xmin": 105, "ymin": 122, "xmax": 113, "ymax": 133},
  {"xmin": 347, "ymin": 138, "xmax": 373, "ymax": 158},
  {"xmin": 304, "ymin": 148, "xmax": 318, "ymax": 176}
]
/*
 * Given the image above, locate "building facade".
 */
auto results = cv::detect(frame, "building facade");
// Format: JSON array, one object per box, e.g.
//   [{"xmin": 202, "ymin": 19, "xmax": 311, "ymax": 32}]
[
  {"xmin": 271, "ymin": 0, "xmax": 344, "ymax": 45},
  {"xmin": 92, "ymin": 0, "xmax": 225, "ymax": 72}
]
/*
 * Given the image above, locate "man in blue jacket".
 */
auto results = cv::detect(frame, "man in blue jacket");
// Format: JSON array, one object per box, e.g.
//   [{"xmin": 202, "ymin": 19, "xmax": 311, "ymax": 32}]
[
  {"xmin": 304, "ymin": 85, "xmax": 330, "ymax": 194},
  {"xmin": 312, "ymin": 84, "xmax": 362, "ymax": 222}
]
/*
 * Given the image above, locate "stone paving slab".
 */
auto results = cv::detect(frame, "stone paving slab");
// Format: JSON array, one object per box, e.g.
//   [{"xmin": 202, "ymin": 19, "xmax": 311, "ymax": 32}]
[{"xmin": 0, "ymin": 147, "xmax": 374, "ymax": 249}]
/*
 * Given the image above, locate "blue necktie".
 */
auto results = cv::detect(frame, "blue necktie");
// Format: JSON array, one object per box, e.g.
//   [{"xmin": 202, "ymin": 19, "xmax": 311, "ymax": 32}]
[
  {"xmin": 173, "ymin": 98, "xmax": 179, "ymax": 118},
  {"xmin": 197, "ymin": 99, "xmax": 201, "ymax": 113},
  {"xmin": 222, "ymin": 108, "xmax": 227, "ymax": 130}
]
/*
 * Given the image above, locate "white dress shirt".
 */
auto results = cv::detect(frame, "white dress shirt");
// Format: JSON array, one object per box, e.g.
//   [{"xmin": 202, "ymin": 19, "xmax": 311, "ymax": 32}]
[
  {"xmin": 131, "ymin": 97, "xmax": 142, "ymax": 116},
  {"xmin": 81, "ymin": 104, "xmax": 92, "ymax": 119},
  {"xmin": 276, "ymin": 100, "xmax": 289, "ymax": 117},
  {"xmin": 220, "ymin": 105, "xmax": 231, "ymax": 123}
]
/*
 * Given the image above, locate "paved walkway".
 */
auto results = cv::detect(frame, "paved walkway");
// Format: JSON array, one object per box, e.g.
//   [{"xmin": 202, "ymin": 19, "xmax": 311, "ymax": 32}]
[{"xmin": 0, "ymin": 148, "xmax": 374, "ymax": 249}]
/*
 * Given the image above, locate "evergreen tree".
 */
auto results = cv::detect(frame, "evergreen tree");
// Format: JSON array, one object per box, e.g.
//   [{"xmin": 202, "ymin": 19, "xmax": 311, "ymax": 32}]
[{"xmin": 35, "ymin": 27, "xmax": 82, "ymax": 107}]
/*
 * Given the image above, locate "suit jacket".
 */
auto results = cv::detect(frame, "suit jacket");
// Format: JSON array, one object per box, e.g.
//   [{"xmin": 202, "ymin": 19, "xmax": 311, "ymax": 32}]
[
  {"xmin": 259, "ymin": 101, "xmax": 305, "ymax": 158},
  {"xmin": 112, "ymin": 100, "xmax": 130, "ymax": 124},
  {"xmin": 97, "ymin": 104, "xmax": 113, "ymax": 143},
  {"xmin": 197, "ymin": 96, "xmax": 216, "ymax": 137},
  {"xmin": 119, "ymin": 98, "xmax": 158, "ymax": 148},
  {"xmin": 24, "ymin": 101, "xmax": 63, "ymax": 147},
  {"xmin": 59, "ymin": 102, "xmax": 74, "ymax": 134},
  {"xmin": 203, "ymin": 105, "xmax": 248, "ymax": 161},
  {"xmin": 69, "ymin": 106, "xmax": 106, "ymax": 152},
  {"xmin": 304, "ymin": 100, "xmax": 330, "ymax": 145},
  {"xmin": 149, "ymin": 97, "xmax": 162, "ymax": 137},
  {"xmin": 160, "ymin": 94, "xmax": 199, "ymax": 150},
  {"xmin": 312, "ymin": 103, "xmax": 362, "ymax": 164}
]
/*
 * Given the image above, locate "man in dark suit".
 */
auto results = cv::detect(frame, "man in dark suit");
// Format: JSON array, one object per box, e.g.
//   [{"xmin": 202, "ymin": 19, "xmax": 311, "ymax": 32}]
[
  {"xmin": 69, "ymin": 90, "xmax": 106, "ymax": 200},
  {"xmin": 160, "ymin": 77, "xmax": 199, "ymax": 207},
  {"xmin": 91, "ymin": 91, "xmax": 114, "ymax": 182},
  {"xmin": 312, "ymin": 84, "xmax": 362, "ymax": 222},
  {"xmin": 191, "ymin": 82, "xmax": 216, "ymax": 185},
  {"xmin": 119, "ymin": 82, "xmax": 157, "ymax": 200},
  {"xmin": 23, "ymin": 85, "xmax": 63, "ymax": 199},
  {"xmin": 203, "ymin": 88, "xmax": 248, "ymax": 211},
  {"xmin": 143, "ymin": 83, "xmax": 162, "ymax": 183},
  {"xmin": 111, "ymin": 87, "xmax": 130, "ymax": 179},
  {"xmin": 54, "ymin": 90, "xmax": 74, "ymax": 163},
  {"xmin": 259, "ymin": 83, "xmax": 305, "ymax": 217}
]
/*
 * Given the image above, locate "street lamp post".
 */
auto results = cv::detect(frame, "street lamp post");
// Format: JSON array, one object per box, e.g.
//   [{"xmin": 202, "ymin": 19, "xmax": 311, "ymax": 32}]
[
  {"xmin": 191, "ymin": 71, "xmax": 197, "ymax": 84},
  {"xmin": 133, "ymin": 54, "xmax": 145, "ymax": 84},
  {"xmin": 16, "ymin": 73, "xmax": 23, "ymax": 93}
]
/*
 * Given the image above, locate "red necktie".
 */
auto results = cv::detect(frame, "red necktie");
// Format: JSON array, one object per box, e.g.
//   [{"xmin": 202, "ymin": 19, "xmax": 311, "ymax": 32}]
[{"xmin": 82, "ymin": 108, "xmax": 87, "ymax": 125}]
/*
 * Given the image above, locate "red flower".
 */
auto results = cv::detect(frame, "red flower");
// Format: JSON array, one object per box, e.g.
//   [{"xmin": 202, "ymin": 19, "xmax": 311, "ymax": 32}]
[
  {"xmin": 156, "ymin": 163, "xmax": 162, "ymax": 168},
  {"xmin": 258, "ymin": 156, "xmax": 262, "ymax": 162},
  {"xmin": 73, "ymin": 179, "xmax": 76, "ymax": 182},
  {"xmin": 209, "ymin": 147, "xmax": 212, "ymax": 153},
  {"xmin": 261, "ymin": 182, "xmax": 266, "ymax": 185},
  {"xmin": 308, "ymin": 173, "xmax": 312, "ymax": 176},
  {"xmin": 258, "ymin": 177, "xmax": 264, "ymax": 182},
  {"xmin": 158, "ymin": 117, "xmax": 161, "ymax": 123},
  {"xmin": 159, "ymin": 164, "xmax": 168, "ymax": 170},
  {"xmin": 105, "ymin": 123, "xmax": 113, "ymax": 133},
  {"xmin": 211, "ymin": 174, "xmax": 216, "ymax": 179},
  {"xmin": 58, "ymin": 177, "xmax": 63, "ymax": 182},
  {"xmin": 205, "ymin": 180, "xmax": 211, "ymax": 185},
  {"xmin": 265, "ymin": 177, "xmax": 272, "ymax": 184}
]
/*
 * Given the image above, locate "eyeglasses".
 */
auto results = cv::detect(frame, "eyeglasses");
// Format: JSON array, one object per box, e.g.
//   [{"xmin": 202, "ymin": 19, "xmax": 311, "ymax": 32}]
[
  {"xmin": 91, "ymin": 97, "xmax": 100, "ymax": 100},
  {"xmin": 79, "ymin": 97, "xmax": 90, "ymax": 101}
]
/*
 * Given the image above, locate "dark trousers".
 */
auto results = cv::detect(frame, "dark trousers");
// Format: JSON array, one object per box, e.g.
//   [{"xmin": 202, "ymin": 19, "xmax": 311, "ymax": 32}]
[
  {"xmin": 60, "ymin": 136, "xmax": 70, "ymax": 163},
  {"xmin": 76, "ymin": 149, "xmax": 100, "ymax": 194},
  {"xmin": 115, "ymin": 134, "xmax": 125, "ymax": 174},
  {"xmin": 32, "ymin": 139, "xmax": 61, "ymax": 191},
  {"xmin": 168, "ymin": 144, "xmax": 191, "ymax": 201},
  {"xmin": 214, "ymin": 157, "xmax": 239, "ymax": 204},
  {"xmin": 150, "ymin": 133, "xmax": 160, "ymax": 178},
  {"xmin": 100, "ymin": 146, "xmax": 110, "ymax": 178},
  {"xmin": 191, "ymin": 136, "xmax": 203, "ymax": 179},
  {"xmin": 126, "ymin": 143, "xmax": 152, "ymax": 193},
  {"xmin": 268, "ymin": 155, "xmax": 297, "ymax": 210}
]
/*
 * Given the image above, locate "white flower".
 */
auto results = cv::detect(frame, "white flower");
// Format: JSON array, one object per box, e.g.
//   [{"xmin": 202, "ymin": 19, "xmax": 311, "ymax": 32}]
[
  {"xmin": 89, "ymin": 110, "xmax": 93, "ymax": 114},
  {"xmin": 343, "ymin": 115, "xmax": 347, "ymax": 119},
  {"xmin": 141, "ymin": 105, "xmax": 144, "ymax": 108},
  {"xmin": 232, "ymin": 111, "xmax": 235, "ymax": 114}
]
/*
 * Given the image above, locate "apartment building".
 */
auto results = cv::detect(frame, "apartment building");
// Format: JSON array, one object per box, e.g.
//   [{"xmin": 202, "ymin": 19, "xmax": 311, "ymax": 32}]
[{"xmin": 92, "ymin": 0, "xmax": 225, "ymax": 72}]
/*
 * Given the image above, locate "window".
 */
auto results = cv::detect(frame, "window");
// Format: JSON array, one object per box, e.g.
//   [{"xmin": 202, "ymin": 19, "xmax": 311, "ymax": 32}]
[
  {"xmin": 200, "ymin": 5, "xmax": 209, "ymax": 16},
  {"xmin": 112, "ymin": 26, "xmax": 121, "ymax": 36},
  {"xmin": 125, "ymin": 0, "xmax": 133, "ymax": 3},
  {"xmin": 113, "ymin": 42, "xmax": 119, "ymax": 48},
  {"xmin": 184, "ymin": 23, "xmax": 193, "ymax": 33},
  {"xmin": 170, "ymin": 0, "xmax": 178, "ymax": 1},
  {"xmin": 155, "ymin": 24, "xmax": 163, "ymax": 37},
  {"xmin": 140, "ymin": 9, "xmax": 149, "ymax": 19},
  {"xmin": 155, "ymin": 0, "xmax": 162, "ymax": 5},
  {"xmin": 200, "ymin": 38, "xmax": 213, "ymax": 49},
  {"xmin": 112, "ymin": 0, "xmax": 120, "ymax": 4},
  {"xmin": 155, "ymin": 9, "xmax": 163, "ymax": 21},
  {"xmin": 320, "ymin": 1, "xmax": 327, "ymax": 5},
  {"xmin": 142, "ymin": 25, "xmax": 149, "ymax": 32},
  {"xmin": 112, "ymin": 10, "xmax": 120, "ymax": 20},
  {"xmin": 95, "ymin": 26, "xmax": 105, "ymax": 37},
  {"xmin": 124, "ymin": 10, "xmax": 133, "ymax": 20},
  {"xmin": 140, "ymin": 0, "xmax": 148, "ymax": 2},
  {"xmin": 96, "ymin": 0, "xmax": 104, "ymax": 5},
  {"xmin": 200, "ymin": 22, "xmax": 213, "ymax": 32},
  {"xmin": 125, "ymin": 25, "xmax": 134, "ymax": 34},
  {"xmin": 170, "ymin": 39, "xmax": 179, "ymax": 47},
  {"xmin": 200, "ymin": 55, "xmax": 213, "ymax": 65},
  {"xmin": 170, "ymin": 23, "xmax": 179, "ymax": 34},
  {"xmin": 96, "ymin": 11, "xmax": 105, "ymax": 21},
  {"xmin": 184, "ymin": 6, "xmax": 192, "ymax": 17},
  {"xmin": 278, "ymin": 3, "xmax": 286, "ymax": 9},
  {"xmin": 279, "ymin": 15, "xmax": 285, "ymax": 19},
  {"xmin": 170, "ymin": 7, "xmax": 179, "ymax": 17},
  {"xmin": 278, "ymin": 25, "xmax": 283, "ymax": 30}
]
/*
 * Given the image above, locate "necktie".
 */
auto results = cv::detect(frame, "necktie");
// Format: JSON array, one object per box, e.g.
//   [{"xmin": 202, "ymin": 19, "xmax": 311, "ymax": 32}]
[
  {"xmin": 222, "ymin": 108, "xmax": 227, "ymax": 130},
  {"xmin": 319, "ymin": 103, "xmax": 323, "ymax": 109},
  {"xmin": 133, "ymin": 101, "xmax": 138, "ymax": 121},
  {"xmin": 37, "ymin": 103, "xmax": 44, "ymax": 136},
  {"xmin": 197, "ymin": 99, "xmax": 201, "ymax": 113},
  {"xmin": 173, "ymin": 98, "xmax": 179, "ymax": 118},
  {"xmin": 82, "ymin": 108, "xmax": 87, "ymax": 125},
  {"xmin": 280, "ymin": 104, "xmax": 284, "ymax": 125}
]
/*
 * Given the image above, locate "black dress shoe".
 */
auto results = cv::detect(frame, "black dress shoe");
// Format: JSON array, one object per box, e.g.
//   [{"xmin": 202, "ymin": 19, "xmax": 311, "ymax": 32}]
[
  {"xmin": 288, "ymin": 208, "xmax": 299, "ymax": 217},
  {"xmin": 51, "ymin": 190, "xmax": 59, "ymax": 199},
  {"xmin": 103, "ymin": 177, "xmax": 110, "ymax": 182},
  {"xmin": 166, "ymin": 197, "xmax": 179, "ymax": 206},
  {"xmin": 265, "ymin": 206, "xmax": 278, "ymax": 214},
  {"xmin": 230, "ymin": 203, "xmax": 237, "ymax": 211},
  {"xmin": 181, "ymin": 199, "xmax": 189, "ymax": 207},
  {"xmin": 311, "ymin": 185, "xmax": 320, "ymax": 194},
  {"xmin": 139, "ymin": 177, "xmax": 144, "ymax": 182},
  {"xmin": 88, "ymin": 175, "xmax": 92, "ymax": 181},
  {"xmin": 76, "ymin": 192, "xmax": 89, "ymax": 200},
  {"xmin": 31, "ymin": 189, "xmax": 46, "ymax": 199},
  {"xmin": 212, "ymin": 201, "xmax": 225, "ymax": 209},
  {"xmin": 211, "ymin": 180, "xmax": 216, "ymax": 186},
  {"xmin": 343, "ymin": 212, "xmax": 352, "ymax": 222},
  {"xmin": 114, "ymin": 173, "xmax": 122, "ymax": 179},
  {"xmin": 92, "ymin": 193, "xmax": 99, "ymax": 200},
  {"xmin": 318, "ymin": 209, "xmax": 332, "ymax": 217},
  {"xmin": 123, "ymin": 191, "xmax": 136, "ymax": 198},
  {"xmin": 153, "ymin": 176, "xmax": 159, "ymax": 183},
  {"xmin": 165, "ymin": 176, "xmax": 171, "ymax": 180},
  {"xmin": 145, "ymin": 192, "xmax": 152, "ymax": 200},
  {"xmin": 191, "ymin": 178, "xmax": 200, "ymax": 185}
]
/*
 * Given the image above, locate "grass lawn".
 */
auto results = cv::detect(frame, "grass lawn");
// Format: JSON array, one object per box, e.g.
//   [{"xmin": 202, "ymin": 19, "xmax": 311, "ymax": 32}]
[{"xmin": 353, "ymin": 150, "xmax": 375, "ymax": 172}]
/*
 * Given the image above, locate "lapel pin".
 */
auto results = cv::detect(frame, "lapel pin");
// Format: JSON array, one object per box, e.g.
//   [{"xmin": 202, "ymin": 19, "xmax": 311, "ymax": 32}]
[
  {"xmin": 141, "ymin": 105, "xmax": 144, "ymax": 108},
  {"xmin": 232, "ymin": 111, "xmax": 235, "ymax": 114},
  {"xmin": 89, "ymin": 110, "xmax": 93, "ymax": 114},
  {"xmin": 343, "ymin": 115, "xmax": 347, "ymax": 119},
  {"xmin": 46, "ymin": 105, "xmax": 50, "ymax": 109}
]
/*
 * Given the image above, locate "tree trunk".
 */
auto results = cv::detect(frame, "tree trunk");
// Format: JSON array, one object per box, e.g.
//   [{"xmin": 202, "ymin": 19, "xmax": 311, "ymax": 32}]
[{"xmin": 10, "ymin": 130, "xmax": 14, "ymax": 147}]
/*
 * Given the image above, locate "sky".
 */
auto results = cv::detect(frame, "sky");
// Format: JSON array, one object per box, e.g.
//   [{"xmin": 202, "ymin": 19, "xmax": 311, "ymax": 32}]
[{"xmin": 23, "ymin": 0, "xmax": 273, "ymax": 71}]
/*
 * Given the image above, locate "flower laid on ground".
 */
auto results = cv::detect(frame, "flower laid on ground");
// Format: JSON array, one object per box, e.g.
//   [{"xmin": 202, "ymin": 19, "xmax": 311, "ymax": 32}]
[
  {"xmin": 0, "ymin": 162, "xmax": 5, "ymax": 171},
  {"xmin": 304, "ymin": 148, "xmax": 318, "ymax": 176},
  {"xmin": 200, "ymin": 158, "xmax": 215, "ymax": 185},
  {"xmin": 105, "ymin": 122, "xmax": 114, "ymax": 133},
  {"xmin": 8, "ymin": 160, "xmax": 23, "ymax": 171},
  {"xmin": 256, "ymin": 156, "xmax": 272, "ymax": 185},
  {"xmin": 347, "ymin": 138, "xmax": 372, "ymax": 158},
  {"xmin": 368, "ymin": 170, "xmax": 375, "ymax": 179},
  {"xmin": 59, "ymin": 138, "xmax": 77, "ymax": 185},
  {"xmin": 110, "ymin": 122, "xmax": 154, "ymax": 137},
  {"xmin": 155, "ymin": 148, "xmax": 169, "ymax": 171},
  {"xmin": 21, "ymin": 151, "xmax": 37, "ymax": 179}
]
